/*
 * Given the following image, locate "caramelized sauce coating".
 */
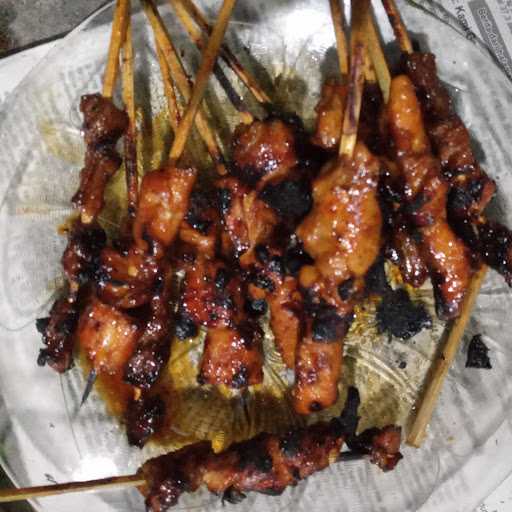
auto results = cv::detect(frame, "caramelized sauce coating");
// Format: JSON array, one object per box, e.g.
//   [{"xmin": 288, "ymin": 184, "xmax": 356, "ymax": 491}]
[
  {"xmin": 76, "ymin": 298, "xmax": 140, "ymax": 376},
  {"xmin": 133, "ymin": 165, "xmax": 197, "ymax": 256},
  {"xmin": 231, "ymin": 118, "xmax": 299, "ymax": 188},
  {"xmin": 311, "ymin": 79, "xmax": 348, "ymax": 151},
  {"xmin": 387, "ymin": 75, "xmax": 472, "ymax": 319},
  {"xmin": 141, "ymin": 390, "xmax": 402, "ymax": 511},
  {"xmin": 217, "ymin": 177, "xmax": 278, "ymax": 263},
  {"xmin": 72, "ymin": 94, "xmax": 129, "ymax": 224},
  {"xmin": 177, "ymin": 256, "xmax": 264, "ymax": 388},
  {"xmin": 293, "ymin": 143, "xmax": 382, "ymax": 413},
  {"xmin": 97, "ymin": 247, "xmax": 160, "ymax": 309}
]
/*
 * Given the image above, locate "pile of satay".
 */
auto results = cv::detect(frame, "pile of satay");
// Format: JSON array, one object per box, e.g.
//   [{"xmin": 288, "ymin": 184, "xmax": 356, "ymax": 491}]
[{"xmin": 7, "ymin": 0, "xmax": 512, "ymax": 510}]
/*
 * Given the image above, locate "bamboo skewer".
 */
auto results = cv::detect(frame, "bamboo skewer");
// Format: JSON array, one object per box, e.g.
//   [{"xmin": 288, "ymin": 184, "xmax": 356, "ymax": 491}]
[
  {"xmin": 168, "ymin": 0, "xmax": 237, "ymax": 163},
  {"xmin": 379, "ymin": 0, "xmax": 489, "ymax": 447},
  {"xmin": 142, "ymin": 0, "xmax": 226, "ymax": 171},
  {"xmin": 169, "ymin": 0, "xmax": 271, "ymax": 105},
  {"xmin": 122, "ymin": 8, "xmax": 139, "ymax": 220},
  {"xmin": 364, "ymin": 8, "xmax": 391, "ymax": 102},
  {"xmin": 103, "ymin": 0, "xmax": 131, "ymax": 99},
  {"xmin": 381, "ymin": 0, "xmax": 413, "ymax": 54},
  {"xmin": 155, "ymin": 44, "xmax": 182, "ymax": 133},
  {"xmin": 168, "ymin": 0, "xmax": 253, "ymax": 124},
  {"xmin": 329, "ymin": 0, "xmax": 349, "ymax": 78},
  {"xmin": 339, "ymin": 0, "xmax": 369, "ymax": 158},
  {"xmin": 0, "ymin": 474, "xmax": 145, "ymax": 504},
  {"xmin": 407, "ymin": 266, "xmax": 488, "ymax": 447}
]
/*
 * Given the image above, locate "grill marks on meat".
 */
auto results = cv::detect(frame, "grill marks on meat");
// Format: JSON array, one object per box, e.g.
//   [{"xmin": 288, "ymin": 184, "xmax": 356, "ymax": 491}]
[
  {"xmin": 293, "ymin": 143, "xmax": 382, "ymax": 413},
  {"xmin": 386, "ymin": 75, "xmax": 472, "ymax": 319},
  {"xmin": 72, "ymin": 94, "xmax": 129, "ymax": 224},
  {"xmin": 141, "ymin": 389, "xmax": 402, "ymax": 511}
]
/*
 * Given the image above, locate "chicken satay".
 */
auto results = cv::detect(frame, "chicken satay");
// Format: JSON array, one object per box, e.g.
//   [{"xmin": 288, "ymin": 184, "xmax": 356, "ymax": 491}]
[
  {"xmin": 96, "ymin": 246, "xmax": 160, "ymax": 309},
  {"xmin": 311, "ymin": 79, "xmax": 348, "ymax": 151},
  {"xmin": 133, "ymin": 165, "xmax": 197, "ymax": 257},
  {"xmin": 402, "ymin": 53, "xmax": 512, "ymax": 285},
  {"xmin": 386, "ymin": 75, "xmax": 472, "ymax": 319},
  {"xmin": 76, "ymin": 297, "xmax": 141, "ymax": 377},
  {"xmin": 36, "ymin": 296, "xmax": 81, "ymax": 373},
  {"xmin": 379, "ymin": 159, "xmax": 429, "ymax": 288},
  {"xmin": 124, "ymin": 263, "xmax": 174, "ymax": 389},
  {"xmin": 401, "ymin": 52, "xmax": 495, "ymax": 216},
  {"xmin": 231, "ymin": 117, "xmax": 300, "ymax": 189},
  {"xmin": 141, "ymin": 388, "xmax": 402, "ymax": 511},
  {"xmin": 72, "ymin": 94, "xmax": 129, "ymax": 224},
  {"xmin": 293, "ymin": 143, "xmax": 382, "ymax": 414},
  {"xmin": 176, "ymin": 254, "xmax": 263, "ymax": 388},
  {"xmin": 37, "ymin": 220, "xmax": 107, "ymax": 372},
  {"xmin": 246, "ymin": 243, "xmax": 303, "ymax": 369}
]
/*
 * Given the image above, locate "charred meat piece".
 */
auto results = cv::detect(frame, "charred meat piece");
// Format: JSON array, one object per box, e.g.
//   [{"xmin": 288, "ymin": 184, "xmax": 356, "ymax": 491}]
[
  {"xmin": 379, "ymin": 161, "xmax": 429, "ymax": 288},
  {"xmin": 141, "ymin": 389, "xmax": 402, "ymax": 511},
  {"xmin": 217, "ymin": 177, "xmax": 278, "ymax": 263},
  {"xmin": 248, "ymin": 246, "xmax": 303, "ymax": 369},
  {"xmin": 311, "ymin": 79, "xmax": 347, "ymax": 151},
  {"xmin": 402, "ymin": 53, "xmax": 495, "ymax": 216},
  {"xmin": 72, "ymin": 145, "xmax": 123, "ymax": 224},
  {"xmin": 96, "ymin": 246, "xmax": 160, "ymax": 309},
  {"xmin": 177, "ymin": 256, "xmax": 264, "ymax": 387},
  {"xmin": 80, "ymin": 93, "xmax": 130, "ymax": 147},
  {"xmin": 386, "ymin": 75, "xmax": 473, "ymax": 319},
  {"xmin": 179, "ymin": 188, "xmax": 220, "ymax": 259},
  {"xmin": 124, "ymin": 265, "xmax": 174, "ymax": 390},
  {"xmin": 231, "ymin": 118, "xmax": 299, "ymax": 189},
  {"xmin": 293, "ymin": 143, "xmax": 382, "ymax": 413},
  {"xmin": 61, "ymin": 219, "xmax": 106, "ymax": 291},
  {"xmin": 198, "ymin": 324, "xmax": 264, "ymax": 388},
  {"xmin": 125, "ymin": 395, "xmax": 166, "ymax": 448},
  {"xmin": 474, "ymin": 218, "xmax": 512, "ymax": 286},
  {"xmin": 133, "ymin": 165, "xmax": 197, "ymax": 257},
  {"xmin": 76, "ymin": 297, "xmax": 140, "ymax": 377},
  {"xmin": 400, "ymin": 54, "xmax": 512, "ymax": 285},
  {"xmin": 37, "ymin": 295, "xmax": 80, "ymax": 373},
  {"xmin": 72, "ymin": 94, "xmax": 129, "ymax": 224}
]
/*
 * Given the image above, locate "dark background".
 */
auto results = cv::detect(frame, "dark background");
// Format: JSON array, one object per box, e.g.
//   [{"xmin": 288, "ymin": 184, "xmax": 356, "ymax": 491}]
[{"xmin": 0, "ymin": 0, "xmax": 108, "ymax": 56}]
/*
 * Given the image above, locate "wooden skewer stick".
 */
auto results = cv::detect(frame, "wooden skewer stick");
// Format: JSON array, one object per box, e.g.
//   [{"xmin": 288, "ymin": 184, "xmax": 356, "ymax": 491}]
[
  {"xmin": 407, "ymin": 266, "xmax": 488, "ymax": 447},
  {"xmin": 0, "ymin": 473, "xmax": 145, "ymax": 503},
  {"xmin": 142, "ymin": 0, "xmax": 226, "ymax": 172},
  {"xmin": 339, "ymin": 0, "xmax": 369, "ymax": 158},
  {"xmin": 155, "ymin": 43, "xmax": 182, "ymax": 133},
  {"xmin": 349, "ymin": 0, "xmax": 376, "ymax": 85},
  {"xmin": 364, "ymin": 8, "xmax": 391, "ymax": 102},
  {"xmin": 103, "ymin": 0, "xmax": 131, "ymax": 98},
  {"xmin": 381, "ymin": 0, "xmax": 413, "ymax": 54},
  {"xmin": 328, "ymin": 0, "xmax": 349, "ymax": 78},
  {"xmin": 168, "ymin": 0, "xmax": 253, "ymax": 124},
  {"xmin": 379, "ymin": 0, "xmax": 489, "ymax": 447},
  {"xmin": 169, "ymin": 0, "xmax": 271, "ymax": 105},
  {"xmin": 168, "ymin": 0, "xmax": 237, "ymax": 163},
  {"xmin": 121, "ymin": 7, "xmax": 139, "ymax": 219}
]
